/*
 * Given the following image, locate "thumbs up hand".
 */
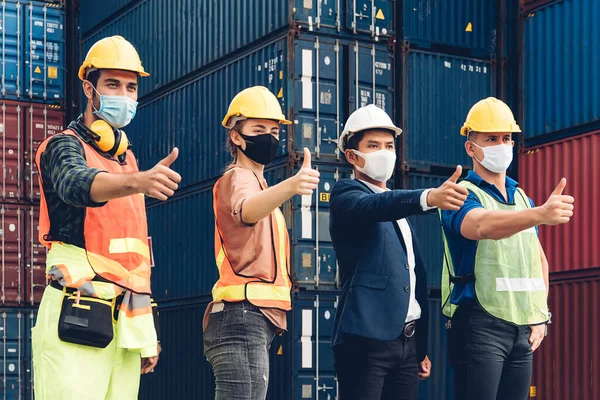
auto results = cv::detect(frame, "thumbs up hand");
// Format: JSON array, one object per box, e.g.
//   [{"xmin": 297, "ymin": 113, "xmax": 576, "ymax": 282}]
[
  {"xmin": 426, "ymin": 165, "xmax": 469, "ymax": 211},
  {"xmin": 139, "ymin": 148, "xmax": 182, "ymax": 201},
  {"xmin": 538, "ymin": 178, "xmax": 574, "ymax": 225},
  {"xmin": 289, "ymin": 148, "xmax": 320, "ymax": 196}
]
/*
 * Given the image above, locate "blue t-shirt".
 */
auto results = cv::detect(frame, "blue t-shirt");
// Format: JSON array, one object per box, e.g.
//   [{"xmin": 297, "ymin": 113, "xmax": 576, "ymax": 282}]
[{"xmin": 440, "ymin": 171, "xmax": 536, "ymax": 306}]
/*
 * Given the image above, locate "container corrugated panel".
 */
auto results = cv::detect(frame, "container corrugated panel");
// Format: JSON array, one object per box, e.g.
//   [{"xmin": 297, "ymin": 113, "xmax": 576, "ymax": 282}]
[
  {"xmin": 0, "ymin": 308, "xmax": 28, "ymax": 399},
  {"xmin": 127, "ymin": 33, "xmax": 393, "ymax": 186},
  {"xmin": 1, "ymin": 101, "xmax": 23, "ymax": 201},
  {"xmin": 23, "ymin": 103, "xmax": 63, "ymax": 202},
  {"xmin": 146, "ymin": 187, "xmax": 217, "ymax": 302},
  {"xmin": 402, "ymin": 50, "xmax": 494, "ymax": 170},
  {"xmin": 79, "ymin": 0, "xmax": 137, "ymax": 35},
  {"xmin": 418, "ymin": 297, "xmax": 454, "ymax": 400},
  {"xmin": 405, "ymin": 173, "xmax": 447, "ymax": 290},
  {"xmin": 0, "ymin": 204, "xmax": 25, "ymax": 305},
  {"xmin": 530, "ymin": 269, "xmax": 600, "ymax": 400},
  {"xmin": 137, "ymin": 300, "xmax": 215, "ymax": 400},
  {"xmin": 518, "ymin": 131, "xmax": 600, "ymax": 272},
  {"xmin": 81, "ymin": 0, "xmax": 289, "ymax": 97},
  {"xmin": 402, "ymin": 0, "xmax": 497, "ymax": 55},
  {"xmin": 523, "ymin": 0, "xmax": 600, "ymax": 141},
  {"xmin": 0, "ymin": 1, "xmax": 22, "ymax": 99},
  {"xmin": 25, "ymin": 206, "xmax": 46, "ymax": 305}
]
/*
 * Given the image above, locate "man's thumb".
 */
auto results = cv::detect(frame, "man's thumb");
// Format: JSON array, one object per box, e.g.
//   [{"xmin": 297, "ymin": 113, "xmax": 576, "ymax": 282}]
[
  {"xmin": 159, "ymin": 147, "xmax": 179, "ymax": 167},
  {"xmin": 301, "ymin": 148, "xmax": 311, "ymax": 169},
  {"xmin": 551, "ymin": 177, "xmax": 567, "ymax": 196},
  {"xmin": 448, "ymin": 165, "xmax": 462, "ymax": 183}
]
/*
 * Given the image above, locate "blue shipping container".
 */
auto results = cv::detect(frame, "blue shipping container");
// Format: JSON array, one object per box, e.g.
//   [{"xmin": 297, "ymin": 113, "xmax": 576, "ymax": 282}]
[
  {"xmin": 24, "ymin": 1, "xmax": 65, "ymax": 102},
  {"xmin": 147, "ymin": 160, "xmax": 347, "ymax": 301},
  {"xmin": 401, "ymin": 50, "xmax": 495, "ymax": 170},
  {"xmin": 126, "ymin": 33, "xmax": 394, "ymax": 186},
  {"xmin": 406, "ymin": 173, "xmax": 447, "ymax": 290},
  {"xmin": 80, "ymin": 0, "xmax": 393, "ymax": 96},
  {"xmin": 0, "ymin": 1, "xmax": 65, "ymax": 103},
  {"xmin": 402, "ymin": 0, "xmax": 497, "ymax": 56},
  {"xmin": 523, "ymin": 0, "xmax": 600, "ymax": 142},
  {"xmin": 0, "ymin": 308, "xmax": 33, "ymax": 400},
  {"xmin": 0, "ymin": 1, "xmax": 22, "ymax": 98}
]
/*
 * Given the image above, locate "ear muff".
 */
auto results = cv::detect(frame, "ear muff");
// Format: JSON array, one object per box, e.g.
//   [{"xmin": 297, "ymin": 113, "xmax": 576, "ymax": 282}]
[{"xmin": 89, "ymin": 119, "xmax": 129, "ymax": 157}]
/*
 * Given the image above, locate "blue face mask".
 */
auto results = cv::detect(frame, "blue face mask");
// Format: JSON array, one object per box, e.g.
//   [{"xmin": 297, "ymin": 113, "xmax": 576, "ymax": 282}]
[{"xmin": 92, "ymin": 86, "xmax": 138, "ymax": 128}]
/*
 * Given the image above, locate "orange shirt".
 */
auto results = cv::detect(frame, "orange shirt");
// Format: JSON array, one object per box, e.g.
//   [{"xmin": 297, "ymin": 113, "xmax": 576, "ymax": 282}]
[{"xmin": 203, "ymin": 166, "xmax": 288, "ymax": 331}]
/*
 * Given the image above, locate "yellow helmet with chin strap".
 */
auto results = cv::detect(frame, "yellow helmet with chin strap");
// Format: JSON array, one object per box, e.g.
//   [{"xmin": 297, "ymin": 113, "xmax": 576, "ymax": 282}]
[
  {"xmin": 461, "ymin": 97, "xmax": 521, "ymax": 136},
  {"xmin": 222, "ymin": 86, "xmax": 291, "ymax": 129}
]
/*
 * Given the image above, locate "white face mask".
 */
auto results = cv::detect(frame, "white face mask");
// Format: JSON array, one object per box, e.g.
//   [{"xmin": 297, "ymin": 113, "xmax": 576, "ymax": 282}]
[
  {"xmin": 471, "ymin": 142, "xmax": 513, "ymax": 173},
  {"xmin": 351, "ymin": 149, "xmax": 397, "ymax": 182}
]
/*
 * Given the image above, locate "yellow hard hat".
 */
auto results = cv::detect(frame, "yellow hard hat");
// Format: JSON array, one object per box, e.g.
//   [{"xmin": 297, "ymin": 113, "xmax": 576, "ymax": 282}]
[
  {"xmin": 78, "ymin": 35, "xmax": 149, "ymax": 81},
  {"xmin": 460, "ymin": 97, "xmax": 521, "ymax": 136},
  {"xmin": 222, "ymin": 86, "xmax": 291, "ymax": 128}
]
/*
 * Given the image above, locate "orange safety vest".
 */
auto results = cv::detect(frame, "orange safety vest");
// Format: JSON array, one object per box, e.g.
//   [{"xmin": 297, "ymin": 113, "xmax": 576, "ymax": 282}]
[
  {"xmin": 36, "ymin": 130, "xmax": 152, "ymax": 295},
  {"xmin": 211, "ymin": 168, "xmax": 292, "ymax": 311}
]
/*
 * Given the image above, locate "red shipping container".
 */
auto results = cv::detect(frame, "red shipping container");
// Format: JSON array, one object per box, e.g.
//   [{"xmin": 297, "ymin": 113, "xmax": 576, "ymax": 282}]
[
  {"xmin": 24, "ymin": 104, "xmax": 65, "ymax": 202},
  {"xmin": 530, "ymin": 269, "xmax": 600, "ymax": 400},
  {"xmin": 519, "ymin": 131, "xmax": 600, "ymax": 273},
  {"xmin": 25, "ymin": 206, "xmax": 47, "ymax": 305},
  {"xmin": 1, "ymin": 101, "xmax": 23, "ymax": 202},
  {"xmin": 0, "ymin": 204, "xmax": 25, "ymax": 305}
]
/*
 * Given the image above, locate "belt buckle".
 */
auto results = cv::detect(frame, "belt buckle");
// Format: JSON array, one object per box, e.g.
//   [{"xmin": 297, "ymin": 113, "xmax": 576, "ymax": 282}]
[{"xmin": 404, "ymin": 321, "xmax": 416, "ymax": 338}]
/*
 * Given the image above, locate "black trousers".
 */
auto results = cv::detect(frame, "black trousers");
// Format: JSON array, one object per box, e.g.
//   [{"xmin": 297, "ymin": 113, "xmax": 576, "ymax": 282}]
[
  {"xmin": 448, "ymin": 304, "xmax": 534, "ymax": 400},
  {"xmin": 333, "ymin": 333, "xmax": 419, "ymax": 400}
]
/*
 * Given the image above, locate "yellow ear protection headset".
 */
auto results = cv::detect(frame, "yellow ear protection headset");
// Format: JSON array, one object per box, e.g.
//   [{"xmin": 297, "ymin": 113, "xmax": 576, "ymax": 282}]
[{"xmin": 74, "ymin": 118, "xmax": 130, "ymax": 157}]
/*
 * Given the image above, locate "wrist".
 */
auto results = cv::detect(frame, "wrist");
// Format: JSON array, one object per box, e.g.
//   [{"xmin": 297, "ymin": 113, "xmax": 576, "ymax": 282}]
[
  {"xmin": 426, "ymin": 189, "xmax": 436, "ymax": 208},
  {"xmin": 532, "ymin": 207, "xmax": 545, "ymax": 226}
]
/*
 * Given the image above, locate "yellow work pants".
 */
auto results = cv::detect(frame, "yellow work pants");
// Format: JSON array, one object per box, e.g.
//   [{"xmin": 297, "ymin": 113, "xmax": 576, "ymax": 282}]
[{"xmin": 32, "ymin": 285, "xmax": 141, "ymax": 400}]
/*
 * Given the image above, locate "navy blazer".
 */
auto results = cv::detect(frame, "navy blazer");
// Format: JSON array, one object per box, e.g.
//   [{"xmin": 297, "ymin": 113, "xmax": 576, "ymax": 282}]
[{"xmin": 329, "ymin": 179, "xmax": 430, "ymax": 361}]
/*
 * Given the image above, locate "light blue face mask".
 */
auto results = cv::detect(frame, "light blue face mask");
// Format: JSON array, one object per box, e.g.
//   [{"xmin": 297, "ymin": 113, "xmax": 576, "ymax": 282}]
[{"xmin": 92, "ymin": 86, "xmax": 138, "ymax": 129}]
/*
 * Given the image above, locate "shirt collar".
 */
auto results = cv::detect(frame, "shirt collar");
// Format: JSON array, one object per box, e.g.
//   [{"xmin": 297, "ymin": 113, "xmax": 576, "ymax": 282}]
[
  {"xmin": 359, "ymin": 179, "xmax": 389, "ymax": 193},
  {"xmin": 465, "ymin": 170, "xmax": 519, "ymax": 189}
]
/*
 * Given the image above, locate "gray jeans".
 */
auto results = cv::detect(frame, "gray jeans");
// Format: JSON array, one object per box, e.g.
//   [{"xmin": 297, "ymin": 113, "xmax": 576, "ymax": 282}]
[{"xmin": 204, "ymin": 301, "xmax": 278, "ymax": 400}]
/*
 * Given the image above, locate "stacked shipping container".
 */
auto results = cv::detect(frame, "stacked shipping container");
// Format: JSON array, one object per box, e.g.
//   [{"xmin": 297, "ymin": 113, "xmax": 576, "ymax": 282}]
[
  {"xmin": 519, "ymin": 0, "xmax": 600, "ymax": 398},
  {"xmin": 1, "ymin": 1, "xmax": 65, "ymax": 398},
  {"xmin": 75, "ymin": 1, "xmax": 510, "ymax": 399}
]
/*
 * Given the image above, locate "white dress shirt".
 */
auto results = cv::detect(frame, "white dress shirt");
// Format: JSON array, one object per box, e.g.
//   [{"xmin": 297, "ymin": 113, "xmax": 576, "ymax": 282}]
[{"xmin": 359, "ymin": 180, "xmax": 435, "ymax": 323}]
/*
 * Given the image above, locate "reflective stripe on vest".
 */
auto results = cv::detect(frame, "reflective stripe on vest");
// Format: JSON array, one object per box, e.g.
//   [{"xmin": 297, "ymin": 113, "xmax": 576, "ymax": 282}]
[
  {"xmin": 440, "ymin": 180, "xmax": 549, "ymax": 326},
  {"xmin": 211, "ymin": 169, "xmax": 292, "ymax": 311},
  {"xmin": 36, "ymin": 130, "xmax": 152, "ymax": 295}
]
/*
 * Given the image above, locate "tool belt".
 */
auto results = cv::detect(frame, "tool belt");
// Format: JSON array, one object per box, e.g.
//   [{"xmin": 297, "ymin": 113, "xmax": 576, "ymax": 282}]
[{"xmin": 51, "ymin": 280, "xmax": 122, "ymax": 348}]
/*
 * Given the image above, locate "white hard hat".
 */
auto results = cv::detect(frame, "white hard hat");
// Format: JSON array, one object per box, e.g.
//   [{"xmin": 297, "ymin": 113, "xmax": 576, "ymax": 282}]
[{"xmin": 338, "ymin": 104, "xmax": 402, "ymax": 152}]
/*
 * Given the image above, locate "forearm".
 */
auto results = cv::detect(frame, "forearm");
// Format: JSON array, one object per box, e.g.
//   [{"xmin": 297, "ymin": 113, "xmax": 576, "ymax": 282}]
[
  {"xmin": 462, "ymin": 208, "xmax": 542, "ymax": 241},
  {"xmin": 241, "ymin": 180, "xmax": 293, "ymax": 224},
  {"xmin": 90, "ymin": 171, "xmax": 142, "ymax": 203},
  {"xmin": 332, "ymin": 189, "xmax": 426, "ymax": 223}
]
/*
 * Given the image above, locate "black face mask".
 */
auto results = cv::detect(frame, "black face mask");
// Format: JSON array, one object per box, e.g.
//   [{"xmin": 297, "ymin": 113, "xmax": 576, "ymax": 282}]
[{"xmin": 236, "ymin": 132, "xmax": 279, "ymax": 165}]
